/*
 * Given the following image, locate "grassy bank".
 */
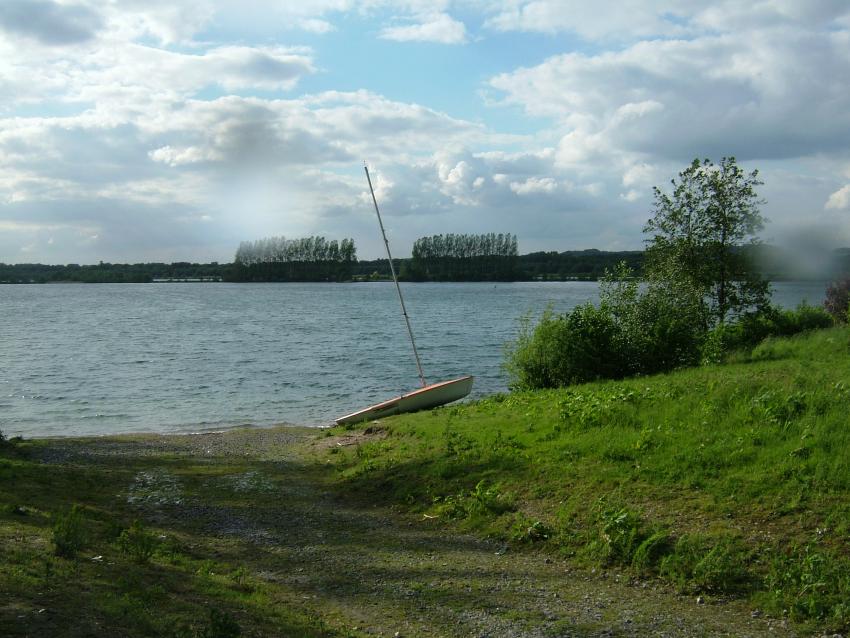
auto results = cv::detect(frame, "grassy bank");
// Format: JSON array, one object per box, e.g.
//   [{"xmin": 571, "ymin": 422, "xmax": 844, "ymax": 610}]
[
  {"xmin": 326, "ymin": 325, "xmax": 850, "ymax": 632},
  {"xmin": 1, "ymin": 326, "xmax": 847, "ymax": 636}
]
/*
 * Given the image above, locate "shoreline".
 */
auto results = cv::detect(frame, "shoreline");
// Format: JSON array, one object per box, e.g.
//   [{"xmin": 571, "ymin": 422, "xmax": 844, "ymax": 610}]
[
  {"xmin": 6, "ymin": 420, "xmax": 326, "ymax": 443},
  {"xmin": 2, "ymin": 414, "xmax": 803, "ymax": 636}
]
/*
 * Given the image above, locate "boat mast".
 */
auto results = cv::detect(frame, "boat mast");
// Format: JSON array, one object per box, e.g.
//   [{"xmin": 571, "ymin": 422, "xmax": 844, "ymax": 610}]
[{"xmin": 364, "ymin": 164, "xmax": 427, "ymax": 388}]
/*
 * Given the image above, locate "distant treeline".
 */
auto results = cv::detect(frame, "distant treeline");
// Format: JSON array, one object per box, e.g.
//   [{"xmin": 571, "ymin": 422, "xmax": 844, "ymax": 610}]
[
  {"xmin": 407, "ymin": 233, "xmax": 519, "ymax": 281},
  {"xmin": 231, "ymin": 236, "xmax": 356, "ymax": 282},
  {"xmin": 3, "ymin": 242, "xmax": 849, "ymax": 284},
  {"xmin": 350, "ymin": 249, "xmax": 643, "ymax": 281},
  {"xmin": 0, "ymin": 262, "xmax": 228, "ymax": 284}
]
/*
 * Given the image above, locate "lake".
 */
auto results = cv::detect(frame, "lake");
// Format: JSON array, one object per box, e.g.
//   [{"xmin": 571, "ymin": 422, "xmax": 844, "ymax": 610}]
[{"xmin": 0, "ymin": 281, "xmax": 827, "ymax": 438}]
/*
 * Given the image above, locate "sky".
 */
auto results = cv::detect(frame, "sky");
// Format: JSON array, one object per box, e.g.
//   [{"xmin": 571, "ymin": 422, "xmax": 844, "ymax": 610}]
[{"xmin": 1, "ymin": 1, "xmax": 850, "ymax": 264}]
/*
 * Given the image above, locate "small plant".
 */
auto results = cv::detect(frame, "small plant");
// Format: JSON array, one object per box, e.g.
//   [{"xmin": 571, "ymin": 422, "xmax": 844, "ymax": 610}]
[
  {"xmin": 118, "ymin": 520, "xmax": 158, "ymax": 564},
  {"xmin": 631, "ymin": 529, "xmax": 671, "ymax": 573},
  {"xmin": 172, "ymin": 609, "xmax": 242, "ymax": 638},
  {"xmin": 824, "ymin": 277, "xmax": 850, "ymax": 323},
  {"xmin": 467, "ymin": 480, "xmax": 515, "ymax": 516},
  {"xmin": 431, "ymin": 481, "xmax": 515, "ymax": 521},
  {"xmin": 764, "ymin": 541, "xmax": 850, "ymax": 625},
  {"xmin": 659, "ymin": 534, "xmax": 749, "ymax": 593},
  {"xmin": 53, "ymin": 505, "xmax": 87, "ymax": 558},
  {"xmin": 598, "ymin": 507, "xmax": 643, "ymax": 565},
  {"xmin": 443, "ymin": 424, "xmax": 475, "ymax": 458},
  {"xmin": 201, "ymin": 609, "xmax": 241, "ymax": 638},
  {"xmin": 510, "ymin": 514, "xmax": 552, "ymax": 543}
]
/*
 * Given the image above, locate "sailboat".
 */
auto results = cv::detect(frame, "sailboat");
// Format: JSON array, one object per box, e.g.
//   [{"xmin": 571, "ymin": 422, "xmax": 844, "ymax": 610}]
[{"xmin": 335, "ymin": 166, "xmax": 473, "ymax": 426}]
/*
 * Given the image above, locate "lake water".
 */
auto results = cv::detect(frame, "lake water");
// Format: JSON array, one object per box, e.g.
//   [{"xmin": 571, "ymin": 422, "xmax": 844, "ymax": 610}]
[{"xmin": 0, "ymin": 281, "xmax": 827, "ymax": 438}]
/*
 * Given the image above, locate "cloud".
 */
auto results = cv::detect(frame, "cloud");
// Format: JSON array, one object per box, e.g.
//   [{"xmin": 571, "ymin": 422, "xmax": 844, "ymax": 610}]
[
  {"xmin": 298, "ymin": 18, "xmax": 336, "ymax": 34},
  {"xmin": 509, "ymin": 176, "xmax": 558, "ymax": 195},
  {"xmin": 0, "ymin": 0, "xmax": 103, "ymax": 45},
  {"xmin": 3, "ymin": 1, "xmax": 850, "ymax": 264},
  {"xmin": 490, "ymin": 28, "xmax": 850, "ymax": 164},
  {"xmin": 380, "ymin": 12, "xmax": 468, "ymax": 44},
  {"xmin": 826, "ymin": 185, "xmax": 850, "ymax": 210},
  {"xmin": 484, "ymin": 0, "xmax": 691, "ymax": 40},
  {"xmin": 482, "ymin": 1, "xmax": 850, "ymax": 41}
]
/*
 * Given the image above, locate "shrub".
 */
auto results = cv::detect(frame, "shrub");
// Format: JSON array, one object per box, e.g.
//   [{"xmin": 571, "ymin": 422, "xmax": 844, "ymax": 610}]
[
  {"xmin": 53, "ymin": 505, "xmax": 87, "ymax": 558},
  {"xmin": 824, "ymin": 277, "xmax": 850, "ymax": 323},
  {"xmin": 118, "ymin": 520, "xmax": 158, "ymax": 563},
  {"xmin": 505, "ymin": 265, "xmax": 707, "ymax": 390},
  {"xmin": 705, "ymin": 303, "xmax": 834, "ymax": 357},
  {"xmin": 620, "ymin": 281, "xmax": 706, "ymax": 374},
  {"xmin": 504, "ymin": 304, "xmax": 630, "ymax": 390},
  {"xmin": 774, "ymin": 302, "xmax": 834, "ymax": 335}
]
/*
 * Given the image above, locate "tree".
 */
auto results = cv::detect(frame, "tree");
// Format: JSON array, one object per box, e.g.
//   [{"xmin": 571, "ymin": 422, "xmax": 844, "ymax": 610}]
[{"xmin": 644, "ymin": 157, "xmax": 771, "ymax": 325}]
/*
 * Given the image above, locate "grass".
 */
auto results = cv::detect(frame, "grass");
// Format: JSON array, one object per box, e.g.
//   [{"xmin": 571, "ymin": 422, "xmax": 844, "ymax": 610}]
[
  {"xmin": 1, "ymin": 325, "xmax": 848, "ymax": 635},
  {"xmin": 0, "ymin": 438, "xmax": 352, "ymax": 637},
  {"xmin": 325, "ymin": 325, "xmax": 850, "ymax": 632}
]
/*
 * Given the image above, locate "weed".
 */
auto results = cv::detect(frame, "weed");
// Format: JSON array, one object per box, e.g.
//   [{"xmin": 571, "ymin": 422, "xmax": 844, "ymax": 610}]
[
  {"xmin": 202, "ymin": 608, "xmax": 241, "ymax": 638},
  {"xmin": 468, "ymin": 480, "xmax": 515, "ymax": 516},
  {"xmin": 631, "ymin": 529, "xmax": 672, "ymax": 573},
  {"xmin": 173, "ymin": 608, "xmax": 242, "ymax": 638},
  {"xmin": 510, "ymin": 514, "xmax": 552, "ymax": 543},
  {"xmin": 443, "ymin": 424, "xmax": 475, "ymax": 458},
  {"xmin": 659, "ymin": 535, "xmax": 749, "ymax": 593},
  {"xmin": 52, "ymin": 504, "xmax": 87, "ymax": 558},
  {"xmin": 118, "ymin": 520, "xmax": 159, "ymax": 564},
  {"xmin": 764, "ymin": 541, "xmax": 850, "ymax": 625},
  {"xmin": 432, "ymin": 481, "xmax": 515, "ymax": 521},
  {"xmin": 597, "ymin": 507, "xmax": 642, "ymax": 565}
]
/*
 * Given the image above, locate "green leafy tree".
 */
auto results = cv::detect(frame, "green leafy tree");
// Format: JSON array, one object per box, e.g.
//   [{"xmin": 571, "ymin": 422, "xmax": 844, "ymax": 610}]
[{"xmin": 644, "ymin": 157, "xmax": 771, "ymax": 325}]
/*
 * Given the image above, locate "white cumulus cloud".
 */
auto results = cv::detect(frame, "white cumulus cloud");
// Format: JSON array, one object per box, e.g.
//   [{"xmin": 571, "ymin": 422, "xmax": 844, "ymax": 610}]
[
  {"xmin": 380, "ymin": 12, "xmax": 468, "ymax": 44},
  {"xmin": 826, "ymin": 185, "xmax": 850, "ymax": 210}
]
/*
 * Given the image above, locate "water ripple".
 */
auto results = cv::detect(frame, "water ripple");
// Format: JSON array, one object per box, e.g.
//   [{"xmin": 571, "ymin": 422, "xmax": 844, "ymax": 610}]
[{"xmin": 0, "ymin": 281, "xmax": 824, "ymax": 438}]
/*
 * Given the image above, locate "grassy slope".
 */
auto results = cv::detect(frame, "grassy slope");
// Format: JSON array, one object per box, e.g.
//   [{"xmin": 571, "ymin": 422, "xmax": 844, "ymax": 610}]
[
  {"xmin": 326, "ymin": 326, "xmax": 850, "ymax": 630},
  {"xmin": 1, "ymin": 326, "xmax": 847, "ymax": 636}
]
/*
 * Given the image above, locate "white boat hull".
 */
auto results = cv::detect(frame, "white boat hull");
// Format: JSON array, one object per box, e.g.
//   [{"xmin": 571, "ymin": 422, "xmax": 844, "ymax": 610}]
[{"xmin": 335, "ymin": 375, "xmax": 474, "ymax": 425}]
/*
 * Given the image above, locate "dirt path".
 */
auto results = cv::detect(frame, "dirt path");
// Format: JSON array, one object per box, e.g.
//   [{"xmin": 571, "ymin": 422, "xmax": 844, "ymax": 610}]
[{"xmin": 40, "ymin": 428, "xmax": 800, "ymax": 637}]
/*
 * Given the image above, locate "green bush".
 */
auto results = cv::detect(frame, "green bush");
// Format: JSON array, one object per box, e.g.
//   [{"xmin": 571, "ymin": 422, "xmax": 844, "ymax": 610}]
[
  {"xmin": 118, "ymin": 520, "xmax": 158, "ymax": 563},
  {"xmin": 505, "ymin": 265, "xmax": 833, "ymax": 391},
  {"xmin": 504, "ymin": 304, "xmax": 630, "ymax": 389},
  {"xmin": 505, "ymin": 265, "xmax": 707, "ymax": 390},
  {"xmin": 824, "ymin": 277, "xmax": 850, "ymax": 323},
  {"xmin": 707, "ymin": 303, "xmax": 834, "ymax": 356},
  {"xmin": 53, "ymin": 505, "xmax": 87, "ymax": 558},
  {"xmin": 620, "ymin": 282, "xmax": 705, "ymax": 374}
]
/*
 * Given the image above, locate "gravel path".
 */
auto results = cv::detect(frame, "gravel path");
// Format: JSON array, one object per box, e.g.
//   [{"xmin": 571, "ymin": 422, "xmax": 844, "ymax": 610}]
[{"xmin": 37, "ymin": 427, "xmax": 802, "ymax": 638}]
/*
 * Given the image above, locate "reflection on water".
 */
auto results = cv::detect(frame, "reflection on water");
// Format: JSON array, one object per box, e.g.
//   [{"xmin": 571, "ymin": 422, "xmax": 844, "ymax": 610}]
[{"xmin": 0, "ymin": 281, "xmax": 826, "ymax": 437}]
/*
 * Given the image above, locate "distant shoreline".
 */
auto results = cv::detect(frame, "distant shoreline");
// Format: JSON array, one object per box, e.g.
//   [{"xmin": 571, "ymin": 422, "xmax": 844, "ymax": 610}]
[{"xmin": 0, "ymin": 277, "xmax": 835, "ymax": 285}]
